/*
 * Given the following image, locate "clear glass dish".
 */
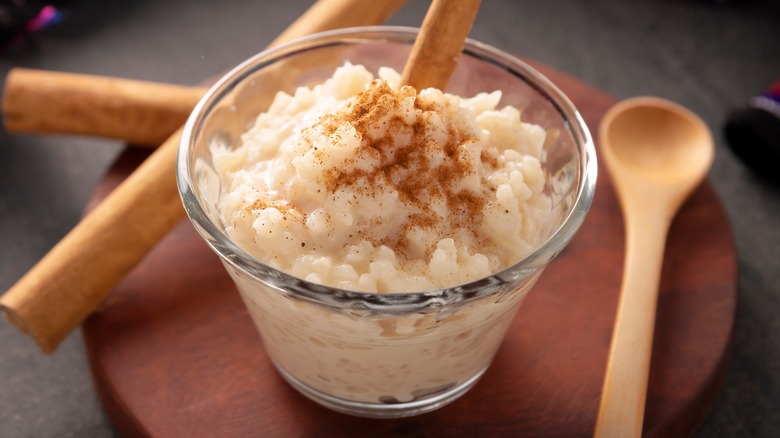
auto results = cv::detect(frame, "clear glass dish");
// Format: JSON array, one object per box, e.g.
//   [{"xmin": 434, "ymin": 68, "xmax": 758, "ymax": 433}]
[{"xmin": 177, "ymin": 26, "xmax": 596, "ymax": 418}]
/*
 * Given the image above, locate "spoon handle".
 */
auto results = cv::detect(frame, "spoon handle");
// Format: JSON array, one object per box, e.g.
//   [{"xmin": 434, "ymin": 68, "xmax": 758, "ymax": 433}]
[{"xmin": 594, "ymin": 206, "xmax": 672, "ymax": 438}]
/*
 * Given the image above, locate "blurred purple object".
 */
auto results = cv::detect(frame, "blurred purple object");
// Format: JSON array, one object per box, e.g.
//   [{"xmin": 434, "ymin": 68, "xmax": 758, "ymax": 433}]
[
  {"xmin": 26, "ymin": 5, "xmax": 60, "ymax": 31},
  {"xmin": 724, "ymin": 80, "xmax": 780, "ymax": 183},
  {"xmin": 0, "ymin": 0, "xmax": 60, "ymax": 47}
]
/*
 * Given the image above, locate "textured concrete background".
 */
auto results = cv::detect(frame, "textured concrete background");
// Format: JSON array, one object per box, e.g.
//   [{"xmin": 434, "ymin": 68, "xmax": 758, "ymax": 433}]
[{"xmin": 1, "ymin": 0, "xmax": 778, "ymax": 436}]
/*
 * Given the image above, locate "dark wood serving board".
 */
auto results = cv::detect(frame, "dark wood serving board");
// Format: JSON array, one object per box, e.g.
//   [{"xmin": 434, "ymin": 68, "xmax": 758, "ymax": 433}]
[{"xmin": 82, "ymin": 64, "xmax": 738, "ymax": 437}]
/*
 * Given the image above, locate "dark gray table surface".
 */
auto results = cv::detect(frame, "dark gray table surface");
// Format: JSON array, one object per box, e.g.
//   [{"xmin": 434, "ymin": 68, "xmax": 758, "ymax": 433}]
[{"xmin": 1, "ymin": 0, "xmax": 778, "ymax": 436}]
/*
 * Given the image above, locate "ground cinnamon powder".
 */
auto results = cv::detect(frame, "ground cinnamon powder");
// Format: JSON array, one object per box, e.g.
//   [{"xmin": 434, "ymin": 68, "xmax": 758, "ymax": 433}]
[{"xmin": 305, "ymin": 80, "xmax": 500, "ymax": 257}]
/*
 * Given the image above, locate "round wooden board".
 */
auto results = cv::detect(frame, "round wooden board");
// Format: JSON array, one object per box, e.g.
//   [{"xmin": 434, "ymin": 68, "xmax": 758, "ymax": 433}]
[{"xmin": 82, "ymin": 65, "xmax": 737, "ymax": 437}]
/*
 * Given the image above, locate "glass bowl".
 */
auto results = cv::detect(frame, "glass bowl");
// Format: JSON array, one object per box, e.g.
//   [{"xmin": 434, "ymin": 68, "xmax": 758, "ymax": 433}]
[{"xmin": 177, "ymin": 26, "xmax": 596, "ymax": 418}]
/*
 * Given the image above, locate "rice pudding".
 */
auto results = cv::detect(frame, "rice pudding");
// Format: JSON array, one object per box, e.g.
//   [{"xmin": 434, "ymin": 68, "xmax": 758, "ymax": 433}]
[
  {"xmin": 212, "ymin": 63, "xmax": 551, "ymax": 293},
  {"xmin": 206, "ymin": 62, "xmax": 555, "ymax": 409}
]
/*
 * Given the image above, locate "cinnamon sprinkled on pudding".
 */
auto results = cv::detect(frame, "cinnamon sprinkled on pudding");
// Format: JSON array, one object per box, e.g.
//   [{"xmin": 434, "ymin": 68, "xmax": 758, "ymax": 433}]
[
  {"xmin": 310, "ymin": 80, "xmax": 498, "ymax": 256},
  {"xmin": 213, "ymin": 63, "xmax": 551, "ymax": 292}
]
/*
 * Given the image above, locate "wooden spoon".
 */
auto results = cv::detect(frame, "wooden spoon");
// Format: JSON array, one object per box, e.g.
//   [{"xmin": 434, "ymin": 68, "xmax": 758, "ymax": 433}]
[{"xmin": 594, "ymin": 97, "xmax": 715, "ymax": 438}]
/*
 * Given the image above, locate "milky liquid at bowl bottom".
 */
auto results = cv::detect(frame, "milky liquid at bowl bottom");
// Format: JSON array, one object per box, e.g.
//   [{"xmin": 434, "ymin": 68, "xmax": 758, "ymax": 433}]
[{"xmin": 228, "ymin": 262, "xmax": 542, "ymax": 416}]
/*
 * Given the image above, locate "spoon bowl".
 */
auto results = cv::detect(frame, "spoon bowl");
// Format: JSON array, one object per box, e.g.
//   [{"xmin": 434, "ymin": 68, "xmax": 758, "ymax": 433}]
[
  {"xmin": 602, "ymin": 97, "xmax": 714, "ymax": 188},
  {"xmin": 594, "ymin": 97, "xmax": 714, "ymax": 438}
]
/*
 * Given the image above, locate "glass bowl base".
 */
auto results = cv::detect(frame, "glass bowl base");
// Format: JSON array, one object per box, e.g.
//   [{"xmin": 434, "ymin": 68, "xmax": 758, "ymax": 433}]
[{"xmin": 274, "ymin": 364, "xmax": 487, "ymax": 418}]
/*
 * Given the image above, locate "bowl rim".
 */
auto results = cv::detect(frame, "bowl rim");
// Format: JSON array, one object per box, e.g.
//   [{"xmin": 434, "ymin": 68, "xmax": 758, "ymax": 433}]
[{"xmin": 177, "ymin": 25, "xmax": 597, "ymax": 310}]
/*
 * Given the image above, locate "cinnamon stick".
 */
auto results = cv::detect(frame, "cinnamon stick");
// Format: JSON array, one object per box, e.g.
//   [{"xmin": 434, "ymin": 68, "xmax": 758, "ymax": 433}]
[
  {"xmin": 2, "ymin": 0, "xmax": 413, "ymax": 147},
  {"xmin": 0, "ymin": 0, "xmax": 409, "ymax": 354},
  {"xmin": 2, "ymin": 69, "xmax": 205, "ymax": 147},
  {"xmin": 401, "ymin": 0, "xmax": 481, "ymax": 90}
]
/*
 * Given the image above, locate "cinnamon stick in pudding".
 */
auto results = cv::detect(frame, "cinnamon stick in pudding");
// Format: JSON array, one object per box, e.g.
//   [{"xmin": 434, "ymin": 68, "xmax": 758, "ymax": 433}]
[
  {"xmin": 0, "ymin": 0, "xmax": 409, "ymax": 354},
  {"xmin": 401, "ymin": 0, "xmax": 481, "ymax": 91}
]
